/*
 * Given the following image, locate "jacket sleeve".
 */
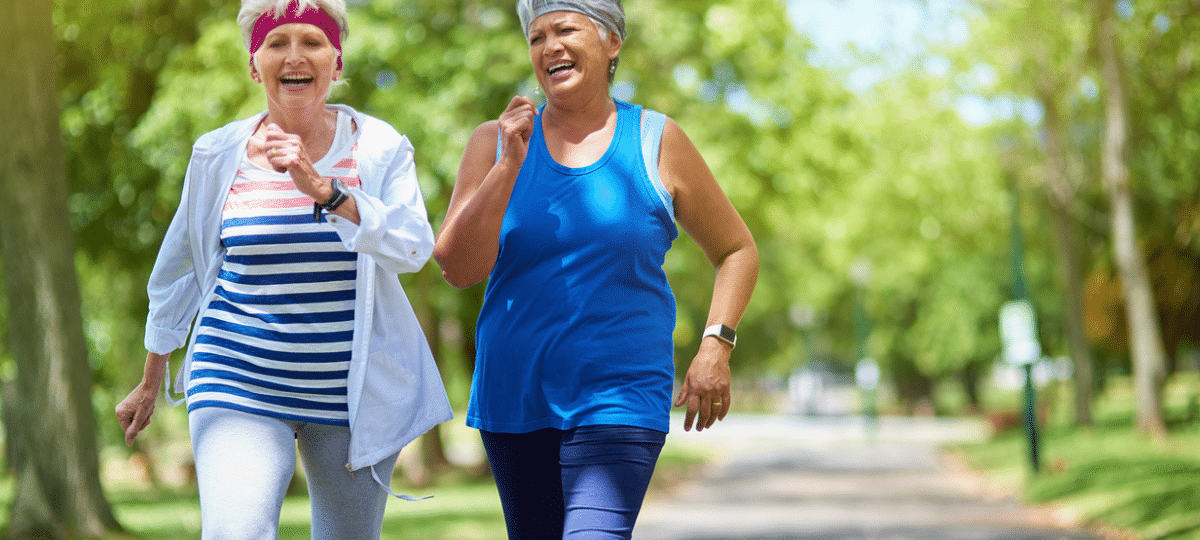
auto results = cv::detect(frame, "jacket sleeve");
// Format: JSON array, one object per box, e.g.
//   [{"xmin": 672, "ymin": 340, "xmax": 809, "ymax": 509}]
[
  {"xmin": 327, "ymin": 134, "xmax": 435, "ymax": 275},
  {"xmin": 144, "ymin": 156, "xmax": 204, "ymax": 354}
]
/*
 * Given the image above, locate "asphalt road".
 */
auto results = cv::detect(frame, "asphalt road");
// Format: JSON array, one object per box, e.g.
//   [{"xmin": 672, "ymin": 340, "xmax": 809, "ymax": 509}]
[{"xmin": 633, "ymin": 414, "xmax": 1099, "ymax": 540}]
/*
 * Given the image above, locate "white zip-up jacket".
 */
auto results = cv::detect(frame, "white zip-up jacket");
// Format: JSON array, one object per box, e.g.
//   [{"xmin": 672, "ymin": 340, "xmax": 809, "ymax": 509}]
[{"xmin": 144, "ymin": 105, "xmax": 452, "ymax": 472}]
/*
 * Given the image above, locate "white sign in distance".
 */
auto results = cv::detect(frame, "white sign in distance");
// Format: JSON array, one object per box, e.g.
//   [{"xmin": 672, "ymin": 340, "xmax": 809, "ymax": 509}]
[
  {"xmin": 856, "ymin": 358, "xmax": 880, "ymax": 390},
  {"xmin": 1000, "ymin": 300, "xmax": 1041, "ymax": 365}
]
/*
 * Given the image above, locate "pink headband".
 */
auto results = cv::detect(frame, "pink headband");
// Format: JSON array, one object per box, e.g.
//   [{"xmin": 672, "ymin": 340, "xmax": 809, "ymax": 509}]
[{"xmin": 249, "ymin": 2, "xmax": 343, "ymax": 70}]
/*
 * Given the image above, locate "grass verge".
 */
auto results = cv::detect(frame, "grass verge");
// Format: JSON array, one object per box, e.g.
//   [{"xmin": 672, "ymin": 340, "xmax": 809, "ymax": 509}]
[{"xmin": 954, "ymin": 374, "xmax": 1200, "ymax": 540}]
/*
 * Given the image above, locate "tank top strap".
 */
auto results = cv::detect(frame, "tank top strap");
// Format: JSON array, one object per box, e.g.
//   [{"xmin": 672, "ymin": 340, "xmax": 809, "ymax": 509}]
[{"xmin": 639, "ymin": 108, "xmax": 672, "ymax": 221}]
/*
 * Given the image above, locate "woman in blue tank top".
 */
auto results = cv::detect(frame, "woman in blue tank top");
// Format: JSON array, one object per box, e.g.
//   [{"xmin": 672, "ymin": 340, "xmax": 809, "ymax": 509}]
[{"xmin": 434, "ymin": 0, "xmax": 758, "ymax": 538}]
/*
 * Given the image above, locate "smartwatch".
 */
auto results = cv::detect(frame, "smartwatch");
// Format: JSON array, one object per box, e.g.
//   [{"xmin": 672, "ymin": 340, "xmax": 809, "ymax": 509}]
[
  {"xmin": 313, "ymin": 178, "xmax": 349, "ymax": 222},
  {"xmin": 702, "ymin": 324, "xmax": 737, "ymax": 348}
]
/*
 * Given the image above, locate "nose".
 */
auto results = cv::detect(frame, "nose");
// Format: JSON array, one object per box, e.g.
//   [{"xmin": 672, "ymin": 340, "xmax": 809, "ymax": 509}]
[
  {"xmin": 542, "ymin": 34, "xmax": 565, "ymax": 55},
  {"xmin": 285, "ymin": 42, "xmax": 304, "ymax": 64}
]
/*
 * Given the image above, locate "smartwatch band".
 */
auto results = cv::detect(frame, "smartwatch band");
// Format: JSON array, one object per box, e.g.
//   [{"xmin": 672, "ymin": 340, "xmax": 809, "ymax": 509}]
[
  {"xmin": 313, "ymin": 178, "xmax": 349, "ymax": 222},
  {"xmin": 702, "ymin": 324, "xmax": 737, "ymax": 348}
]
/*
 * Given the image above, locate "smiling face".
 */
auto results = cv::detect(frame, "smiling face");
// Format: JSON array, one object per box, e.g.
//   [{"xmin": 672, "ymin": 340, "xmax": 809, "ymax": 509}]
[
  {"xmin": 527, "ymin": 11, "xmax": 621, "ymax": 104},
  {"xmin": 251, "ymin": 22, "xmax": 341, "ymax": 111}
]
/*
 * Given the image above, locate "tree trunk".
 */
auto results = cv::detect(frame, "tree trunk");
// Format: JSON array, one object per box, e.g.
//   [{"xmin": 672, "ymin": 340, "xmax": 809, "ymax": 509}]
[
  {"xmin": 1094, "ymin": 0, "xmax": 1169, "ymax": 436},
  {"xmin": 1036, "ymin": 89, "xmax": 1095, "ymax": 427},
  {"xmin": 1048, "ymin": 200, "xmax": 1096, "ymax": 427},
  {"xmin": 0, "ymin": 0, "xmax": 124, "ymax": 537}
]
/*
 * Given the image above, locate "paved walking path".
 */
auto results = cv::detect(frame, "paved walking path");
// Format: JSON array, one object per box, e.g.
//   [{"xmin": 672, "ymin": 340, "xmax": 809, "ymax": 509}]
[{"xmin": 634, "ymin": 414, "xmax": 1099, "ymax": 540}]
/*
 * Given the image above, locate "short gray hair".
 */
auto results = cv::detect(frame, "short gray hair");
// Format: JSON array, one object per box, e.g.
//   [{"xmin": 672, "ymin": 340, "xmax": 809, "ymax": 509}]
[
  {"xmin": 516, "ymin": 0, "xmax": 626, "ymax": 43},
  {"xmin": 237, "ymin": 0, "xmax": 349, "ymax": 51}
]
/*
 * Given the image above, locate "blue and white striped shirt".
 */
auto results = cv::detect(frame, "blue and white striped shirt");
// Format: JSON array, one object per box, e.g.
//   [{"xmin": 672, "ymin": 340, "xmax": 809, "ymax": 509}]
[{"xmin": 188, "ymin": 112, "xmax": 362, "ymax": 426}]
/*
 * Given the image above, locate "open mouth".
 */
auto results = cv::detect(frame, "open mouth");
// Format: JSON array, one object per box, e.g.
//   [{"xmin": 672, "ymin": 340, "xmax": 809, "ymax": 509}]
[
  {"xmin": 280, "ymin": 74, "xmax": 315, "ymax": 87},
  {"xmin": 547, "ymin": 61, "xmax": 575, "ymax": 75}
]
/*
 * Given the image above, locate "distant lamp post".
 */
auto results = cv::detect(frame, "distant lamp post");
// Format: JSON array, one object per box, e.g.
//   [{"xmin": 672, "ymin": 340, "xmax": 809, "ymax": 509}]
[
  {"xmin": 850, "ymin": 259, "xmax": 876, "ymax": 434},
  {"xmin": 1002, "ymin": 182, "xmax": 1041, "ymax": 475},
  {"xmin": 856, "ymin": 357, "xmax": 880, "ymax": 438},
  {"xmin": 789, "ymin": 303, "xmax": 818, "ymax": 415},
  {"xmin": 850, "ymin": 259, "xmax": 872, "ymax": 363}
]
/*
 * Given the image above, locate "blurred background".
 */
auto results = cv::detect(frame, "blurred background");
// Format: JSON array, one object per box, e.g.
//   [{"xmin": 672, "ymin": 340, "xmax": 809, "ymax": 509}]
[{"xmin": 2, "ymin": 0, "xmax": 1199, "ymax": 538}]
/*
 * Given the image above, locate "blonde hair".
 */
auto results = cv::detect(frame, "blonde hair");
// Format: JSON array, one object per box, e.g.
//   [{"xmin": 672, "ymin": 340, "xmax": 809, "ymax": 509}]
[{"xmin": 237, "ymin": 0, "xmax": 349, "ymax": 51}]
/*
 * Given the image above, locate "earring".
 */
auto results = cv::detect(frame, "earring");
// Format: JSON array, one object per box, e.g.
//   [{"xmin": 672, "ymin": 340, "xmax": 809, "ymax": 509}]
[{"xmin": 609, "ymin": 58, "xmax": 618, "ymax": 75}]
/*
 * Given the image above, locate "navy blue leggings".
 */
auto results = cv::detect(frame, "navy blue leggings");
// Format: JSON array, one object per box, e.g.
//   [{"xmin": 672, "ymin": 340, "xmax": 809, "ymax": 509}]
[{"xmin": 480, "ymin": 425, "xmax": 666, "ymax": 540}]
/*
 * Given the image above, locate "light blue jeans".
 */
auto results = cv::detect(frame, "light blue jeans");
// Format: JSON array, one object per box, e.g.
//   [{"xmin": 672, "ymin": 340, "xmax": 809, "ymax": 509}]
[{"xmin": 188, "ymin": 406, "xmax": 399, "ymax": 540}]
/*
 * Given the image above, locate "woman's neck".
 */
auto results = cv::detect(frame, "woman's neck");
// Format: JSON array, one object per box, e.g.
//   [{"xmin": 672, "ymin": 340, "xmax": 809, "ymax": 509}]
[
  {"xmin": 264, "ymin": 105, "xmax": 334, "ymax": 140},
  {"xmin": 540, "ymin": 92, "xmax": 618, "ymax": 168},
  {"xmin": 543, "ymin": 93, "xmax": 616, "ymax": 144},
  {"xmin": 260, "ymin": 105, "xmax": 337, "ymax": 161}
]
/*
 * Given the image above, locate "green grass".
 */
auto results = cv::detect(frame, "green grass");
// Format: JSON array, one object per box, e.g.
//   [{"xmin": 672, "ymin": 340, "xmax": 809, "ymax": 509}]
[
  {"xmin": 2, "ymin": 479, "xmax": 507, "ymax": 540},
  {"xmin": 956, "ymin": 374, "xmax": 1200, "ymax": 540}
]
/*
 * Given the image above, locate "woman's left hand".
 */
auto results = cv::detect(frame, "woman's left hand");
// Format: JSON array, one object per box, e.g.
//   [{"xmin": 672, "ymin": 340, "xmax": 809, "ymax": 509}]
[
  {"xmin": 264, "ymin": 123, "xmax": 324, "ymax": 200},
  {"xmin": 674, "ymin": 339, "xmax": 732, "ymax": 432}
]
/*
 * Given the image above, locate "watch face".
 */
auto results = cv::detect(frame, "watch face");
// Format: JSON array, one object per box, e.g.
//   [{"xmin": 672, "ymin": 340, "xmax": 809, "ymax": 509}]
[{"xmin": 719, "ymin": 325, "xmax": 736, "ymax": 342}]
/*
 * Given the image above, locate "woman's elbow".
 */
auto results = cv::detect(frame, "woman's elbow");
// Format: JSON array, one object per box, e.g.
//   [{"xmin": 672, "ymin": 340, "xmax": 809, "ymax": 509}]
[
  {"xmin": 440, "ymin": 268, "xmax": 478, "ymax": 289},
  {"xmin": 745, "ymin": 237, "xmax": 760, "ymax": 265},
  {"xmin": 433, "ymin": 253, "xmax": 482, "ymax": 289}
]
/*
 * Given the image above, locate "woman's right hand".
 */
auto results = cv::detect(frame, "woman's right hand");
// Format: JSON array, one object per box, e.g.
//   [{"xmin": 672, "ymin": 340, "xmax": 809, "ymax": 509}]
[
  {"xmin": 116, "ymin": 352, "xmax": 170, "ymax": 446},
  {"xmin": 497, "ymin": 95, "xmax": 539, "ymax": 167},
  {"xmin": 116, "ymin": 379, "xmax": 161, "ymax": 446}
]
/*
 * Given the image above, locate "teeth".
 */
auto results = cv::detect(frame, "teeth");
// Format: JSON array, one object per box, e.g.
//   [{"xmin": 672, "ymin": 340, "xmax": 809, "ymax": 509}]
[
  {"xmin": 547, "ymin": 62, "xmax": 574, "ymax": 74},
  {"xmin": 281, "ymin": 75, "xmax": 313, "ymax": 84}
]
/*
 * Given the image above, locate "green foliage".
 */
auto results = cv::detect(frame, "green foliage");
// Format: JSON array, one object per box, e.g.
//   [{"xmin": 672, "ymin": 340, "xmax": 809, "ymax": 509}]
[
  {"xmin": 58, "ymin": 0, "xmax": 240, "ymax": 267},
  {"xmin": 41, "ymin": 0, "xmax": 1200, "ymax": 453},
  {"xmin": 990, "ymin": 0, "xmax": 1198, "ymax": 380}
]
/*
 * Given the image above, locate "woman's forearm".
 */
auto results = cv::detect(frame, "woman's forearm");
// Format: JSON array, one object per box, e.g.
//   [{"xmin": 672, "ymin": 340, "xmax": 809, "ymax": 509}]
[
  {"xmin": 142, "ymin": 352, "xmax": 171, "ymax": 389},
  {"xmin": 704, "ymin": 241, "xmax": 760, "ymax": 331}
]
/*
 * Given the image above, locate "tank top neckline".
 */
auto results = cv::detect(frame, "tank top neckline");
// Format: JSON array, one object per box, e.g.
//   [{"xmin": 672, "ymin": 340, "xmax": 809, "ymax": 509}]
[{"xmin": 534, "ymin": 99, "xmax": 636, "ymax": 177}]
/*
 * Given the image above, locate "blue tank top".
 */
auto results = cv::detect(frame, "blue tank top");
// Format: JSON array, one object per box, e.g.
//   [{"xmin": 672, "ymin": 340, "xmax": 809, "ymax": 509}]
[{"xmin": 467, "ymin": 99, "xmax": 678, "ymax": 433}]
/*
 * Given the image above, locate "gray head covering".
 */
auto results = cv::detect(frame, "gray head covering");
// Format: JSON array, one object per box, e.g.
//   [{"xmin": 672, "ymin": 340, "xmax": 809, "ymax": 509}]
[{"xmin": 516, "ymin": 0, "xmax": 626, "ymax": 42}]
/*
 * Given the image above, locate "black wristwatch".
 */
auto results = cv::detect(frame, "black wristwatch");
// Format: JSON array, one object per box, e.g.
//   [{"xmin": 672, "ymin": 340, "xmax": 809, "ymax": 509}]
[{"xmin": 313, "ymin": 178, "xmax": 349, "ymax": 222}]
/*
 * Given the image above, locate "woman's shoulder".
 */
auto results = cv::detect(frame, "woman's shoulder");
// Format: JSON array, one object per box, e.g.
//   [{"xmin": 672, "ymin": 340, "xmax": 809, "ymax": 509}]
[
  {"xmin": 328, "ymin": 105, "xmax": 415, "ymax": 164},
  {"xmin": 192, "ymin": 113, "xmax": 265, "ymax": 155},
  {"xmin": 332, "ymin": 105, "xmax": 403, "ymax": 140},
  {"xmin": 458, "ymin": 120, "xmax": 500, "ymax": 154},
  {"xmin": 472, "ymin": 119, "xmax": 501, "ymax": 140}
]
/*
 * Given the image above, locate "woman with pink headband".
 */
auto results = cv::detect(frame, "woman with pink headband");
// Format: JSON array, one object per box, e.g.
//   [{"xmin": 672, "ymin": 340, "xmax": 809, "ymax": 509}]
[{"xmin": 115, "ymin": 0, "xmax": 452, "ymax": 537}]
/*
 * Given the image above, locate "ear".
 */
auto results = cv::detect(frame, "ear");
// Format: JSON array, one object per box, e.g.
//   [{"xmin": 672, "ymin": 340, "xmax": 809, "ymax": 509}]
[
  {"xmin": 250, "ymin": 59, "xmax": 262, "ymax": 83},
  {"xmin": 606, "ymin": 32, "xmax": 622, "ymax": 62}
]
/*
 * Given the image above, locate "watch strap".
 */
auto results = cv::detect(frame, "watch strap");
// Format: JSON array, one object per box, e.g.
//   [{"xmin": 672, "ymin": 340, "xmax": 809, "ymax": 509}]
[
  {"xmin": 313, "ymin": 178, "xmax": 349, "ymax": 221},
  {"xmin": 702, "ymin": 324, "xmax": 737, "ymax": 348}
]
